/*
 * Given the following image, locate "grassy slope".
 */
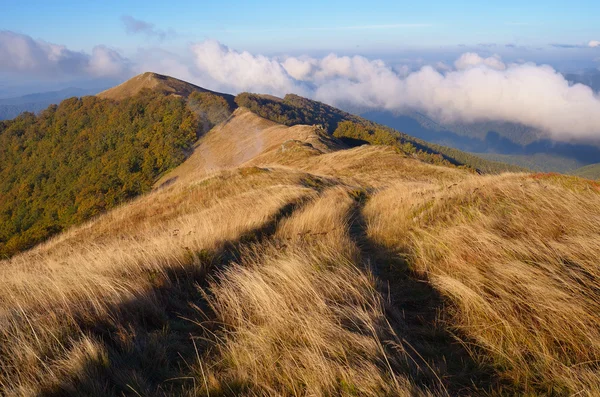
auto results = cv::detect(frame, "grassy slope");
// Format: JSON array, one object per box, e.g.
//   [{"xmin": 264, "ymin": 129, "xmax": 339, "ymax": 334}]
[
  {"xmin": 236, "ymin": 92, "xmax": 526, "ymax": 174},
  {"xmin": 98, "ymin": 72, "xmax": 235, "ymax": 105},
  {"xmin": 366, "ymin": 173, "xmax": 600, "ymax": 394},
  {"xmin": 1, "ymin": 96, "xmax": 600, "ymax": 396},
  {"xmin": 572, "ymin": 163, "xmax": 600, "ymax": 180}
]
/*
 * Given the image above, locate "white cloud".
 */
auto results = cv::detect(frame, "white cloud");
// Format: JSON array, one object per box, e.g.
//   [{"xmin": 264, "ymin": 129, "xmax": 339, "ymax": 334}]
[
  {"xmin": 0, "ymin": 31, "xmax": 86, "ymax": 75},
  {"xmin": 0, "ymin": 31, "xmax": 129, "ymax": 78},
  {"xmin": 191, "ymin": 40, "xmax": 303, "ymax": 95},
  {"xmin": 87, "ymin": 46, "xmax": 129, "ymax": 77},
  {"xmin": 590, "ymin": 40, "xmax": 600, "ymax": 48},
  {"xmin": 133, "ymin": 48, "xmax": 196, "ymax": 82},
  {"xmin": 180, "ymin": 41, "xmax": 600, "ymax": 142},
  {"xmin": 281, "ymin": 57, "xmax": 318, "ymax": 81},
  {"xmin": 454, "ymin": 53, "xmax": 506, "ymax": 70}
]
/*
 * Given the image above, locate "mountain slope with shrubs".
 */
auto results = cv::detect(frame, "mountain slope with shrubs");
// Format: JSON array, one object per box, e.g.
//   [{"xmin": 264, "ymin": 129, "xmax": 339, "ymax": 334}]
[
  {"xmin": 235, "ymin": 92, "xmax": 526, "ymax": 174},
  {"xmin": 0, "ymin": 75, "xmax": 235, "ymax": 258}
]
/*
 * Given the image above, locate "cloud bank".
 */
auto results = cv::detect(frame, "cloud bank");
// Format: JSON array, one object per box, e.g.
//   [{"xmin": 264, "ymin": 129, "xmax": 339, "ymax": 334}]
[
  {"xmin": 0, "ymin": 31, "xmax": 128, "ymax": 78},
  {"xmin": 191, "ymin": 40, "xmax": 301, "ymax": 95},
  {"xmin": 185, "ymin": 41, "xmax": 600, "ymax": 142},
  {"xmin": 454, "ymin": 53, "xmax": 506, "ymax": 70},
  {"xmin": 2, "ymin": 30, "xmax": 599, "ymax": 142},
  {"xmin": 590, "ymin": 40, "xmax": 600, "ymax": 48}
]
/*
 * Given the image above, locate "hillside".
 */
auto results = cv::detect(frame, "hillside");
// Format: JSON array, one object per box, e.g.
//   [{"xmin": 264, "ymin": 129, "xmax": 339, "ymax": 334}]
[
  {"xmin": 236, "ymin": 92, "xmax": 526, "ymax": 174},
  {"xmin": 0, "ymin": 73, "xmax": 526, "ymax": 259},
  {"xmin": 155, "ymin": 107, "xmax": 341, "ymax": 186},
  {"xmin": 573, "ymin": 163, "xmax": 600, "ymax": 180},
  {"xmin": 0, "ymin": 75, "xmax": 236, "ymax": 258},
  {"xmin": 98, "ymin": 72, "xmax": 235, "ymax": 107},
  {"xmin": 363, "ymin": 110, "xmax": 600, "ymax": 172},
  {"xmin": 1, "ymin": 87, "xmax": 600, "ymax": 396}
]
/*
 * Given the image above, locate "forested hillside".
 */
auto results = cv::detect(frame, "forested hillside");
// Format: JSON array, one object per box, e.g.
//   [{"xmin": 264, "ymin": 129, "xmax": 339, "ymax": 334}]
[
  {"xmin": 235, "ymin": 93, "xmax": 526, "ymax": 174},
  {"xmin": 0, "ymin": 88, "xmax": 233, "ymax": 257},
  {"xmin": 362, "ymin": 109, "xmax": 600, "ymax": 173}
]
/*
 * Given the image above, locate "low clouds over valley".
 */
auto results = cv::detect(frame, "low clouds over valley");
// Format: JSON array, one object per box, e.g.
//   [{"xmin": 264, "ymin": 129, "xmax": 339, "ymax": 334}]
[{"xmin": 2, "ymin": 30, "xmax": 599, "ymax": 143}]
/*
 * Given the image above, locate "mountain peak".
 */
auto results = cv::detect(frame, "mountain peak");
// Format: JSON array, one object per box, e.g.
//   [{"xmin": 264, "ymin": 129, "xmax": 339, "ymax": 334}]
[{"xmin": 97, "ymin": 72, "xmax": 218, "ymax": 100}]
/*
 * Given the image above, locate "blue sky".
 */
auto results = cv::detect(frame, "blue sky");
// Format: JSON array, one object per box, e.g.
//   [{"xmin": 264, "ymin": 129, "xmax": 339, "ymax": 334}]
[{"xmin": 2, "ymin": 0, "xmax": 599, "ymax": 54}]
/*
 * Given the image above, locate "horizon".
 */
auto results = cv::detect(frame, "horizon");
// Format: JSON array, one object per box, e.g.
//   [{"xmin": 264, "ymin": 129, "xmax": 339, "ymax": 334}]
[
  {"xmin": 1, "ymin": 1, "xmax": 600, "ymax": 144},
  {"xmin": 1, "ymin": 1, "xmax": 599, "ymax": 84}
]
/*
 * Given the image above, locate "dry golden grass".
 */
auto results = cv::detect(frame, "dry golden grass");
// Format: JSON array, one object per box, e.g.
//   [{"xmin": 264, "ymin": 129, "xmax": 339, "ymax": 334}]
[
  {"xmin": 2, "ymin": 105, "xmax": 600, "ymax": 396},
  {"xmin": 202, "ymin": 187, "xmax": 430, "ymax": 396},
  {"xmin": 0, "ymin": 167, "xmax": 314, "ymax": 395},
  {"xmin": 365, "ymin": 173, "xmax": 600, "ymax": 395},
  {"xmin": 250, "ymin": 143, "xmax": 467, "ymax": 188},
  {"xmin": 156, "ymin": 108, "xmax": 333, "ymax": 186},
  {"xmin": 97, "ymin": 72, "xmax": 219, "ymax": 101}
]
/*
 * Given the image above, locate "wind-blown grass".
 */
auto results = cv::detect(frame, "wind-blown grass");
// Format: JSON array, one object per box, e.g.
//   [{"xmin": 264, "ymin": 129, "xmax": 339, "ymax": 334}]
[
  {"xmin": 2, "ymin": 106, "xmax": 600, "ymax": 396},
  {"xmin": 365, "ymin": 173, "xmax": 600, "ymax": 395}
]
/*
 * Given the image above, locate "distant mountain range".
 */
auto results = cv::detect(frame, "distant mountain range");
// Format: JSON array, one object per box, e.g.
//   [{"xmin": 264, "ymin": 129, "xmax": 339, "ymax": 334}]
[
  {"xmin": 345, "ymin": 68, "xmax": 598, "ymax": 175},
  {"xmin": 0, "ymin": 87, "xmax": 99, "ymax": 120},
  {"xmin": 572, "ymin": 162, "xmax": 600, "ymax": 179},
  {"xmin": 362, "ymin": 110, "xmax": 600, "ymax": 174},
  {"xmin": 2, "ymin": 69, "xmax": 599, "ymax": 175}
]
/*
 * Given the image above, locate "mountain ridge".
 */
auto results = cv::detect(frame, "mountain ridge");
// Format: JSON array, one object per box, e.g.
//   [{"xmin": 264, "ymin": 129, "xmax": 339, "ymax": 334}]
[
  {"xmin": 1, "ymin": 71, "xmax": 600, "ymax": 395},
  {"xmin": 362, "ymin": 109, "xmax": 600, "ymax": 172},
  {"xmin": 98, "ymin": 72, "xmax": 525, "ymax": 174},
  {"xmin": 235, "ymin": 92, "xmax": 527, "ymax": 174},
  {"xmin": 573, "ymin": 162, "xmax": 600, "ymax": 180},
  {"xmin": 97, "ymin": 72, "xmax": 234, "ymax": 104}
]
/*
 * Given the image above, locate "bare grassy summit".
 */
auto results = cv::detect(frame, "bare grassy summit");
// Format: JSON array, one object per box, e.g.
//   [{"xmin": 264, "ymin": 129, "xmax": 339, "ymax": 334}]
[
  {"xmin": 98, "ymin": 72, "xmax": 234, "ymax": 102},
  {"xmin": 1, "ymin": 78, "xmax": 600, "ymax": 396}
]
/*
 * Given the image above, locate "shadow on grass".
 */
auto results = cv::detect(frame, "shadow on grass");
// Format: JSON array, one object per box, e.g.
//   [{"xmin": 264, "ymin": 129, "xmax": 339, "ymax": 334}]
[
  {"xmin": 40, "ymin": 200, "xmax": 306, "ymax": 397},
  {"xmin": 35, "ymin": 190, "xmax": 507, "ymax": 396},
  {"xmin": 348, "ymin": 199, "xmax": 506, "ymax": 396}
]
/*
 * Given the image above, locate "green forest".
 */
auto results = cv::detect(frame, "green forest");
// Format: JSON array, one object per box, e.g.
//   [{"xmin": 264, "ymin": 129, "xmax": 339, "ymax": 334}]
[{"xmin": 0, "ymin": 89, "xmax": 213, "ymax": 257}]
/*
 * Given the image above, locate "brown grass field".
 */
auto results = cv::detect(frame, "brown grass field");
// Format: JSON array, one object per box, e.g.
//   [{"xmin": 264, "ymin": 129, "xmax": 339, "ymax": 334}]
[{"xmin": 1, "ymin": 108, "xmax": 599, "ymax": 396}]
